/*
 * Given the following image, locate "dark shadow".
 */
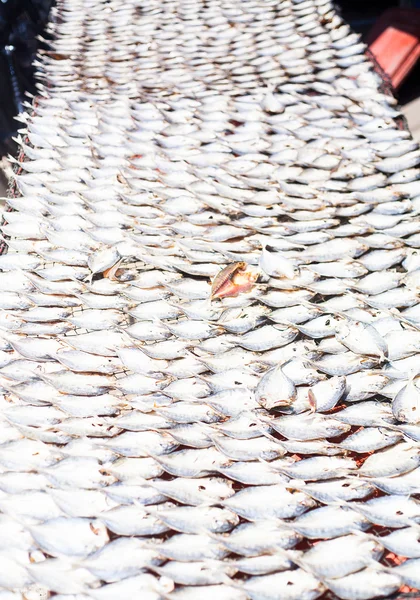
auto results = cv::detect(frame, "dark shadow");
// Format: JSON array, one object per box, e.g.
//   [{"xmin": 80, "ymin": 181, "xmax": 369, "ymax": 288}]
[
  {"xmin": 0, "ymin": 0, "xmax": 53, "ymax": 156},
  {"xmin": 399, "ymin": 59, "xmax": 420, "ymax": 104},
  {"xmin": 336, "ymin": 0, "xmax": 399, "ymax": 37}
]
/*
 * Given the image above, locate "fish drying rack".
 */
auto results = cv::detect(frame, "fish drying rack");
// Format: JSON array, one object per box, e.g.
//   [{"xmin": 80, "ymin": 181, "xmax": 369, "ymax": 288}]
[{"xmin": 1, "ymin": 0, "xmax": 420, "ymax": 599}]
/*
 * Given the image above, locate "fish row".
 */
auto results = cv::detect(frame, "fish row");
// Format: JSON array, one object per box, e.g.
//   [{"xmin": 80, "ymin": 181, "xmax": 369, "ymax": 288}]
[
  {"xmin": 39, "ymin": 0, "xmax": 375, "ymax": 100},
  {"xmin": 0, "ymin": 516, "xmax": 419, "ymax": 599}
]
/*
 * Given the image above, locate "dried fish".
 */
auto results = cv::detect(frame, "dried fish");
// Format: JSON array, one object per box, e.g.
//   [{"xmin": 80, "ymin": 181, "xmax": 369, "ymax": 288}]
[{"xmin": 1, "ymin": 1, "xmax": 420, "ymax": 597}]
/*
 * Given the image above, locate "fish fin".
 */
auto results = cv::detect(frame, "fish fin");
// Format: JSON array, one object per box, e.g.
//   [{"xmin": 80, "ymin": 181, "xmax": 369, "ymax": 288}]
[
  {"xmin": 380, "ymin": 305, "xmax": 420, "ymax": 333},
  {"xmin": 282, "ymin": 478, "xmax": 306, "ymax": 489},
  {"xmin": 205, "ymin": 530, "xmax": 224, "ymax": 542},
  {"xmin": 202, "ymin": 402, "xmax": 229, "ymax": 420},
  {"xmin": 153, "ymin": 316, "xmax": 168, "ymax": 329},
  {"xmin": 203, "ymin": 295, "xmax": 214, "ymax": 310},
  {"xmin": 114, "ymin": 327, "xmax": 139, "ymax": 346},
  {"xmin": 259, "ymin": 429, "xmax": 284, "ymax": 444},
  {"xmin": 103, "ymin": 258, "xmax": 123, "ymax": 281},
  {"xmin": 195, "ymin": 422, "xmax": 215, "ymax": 436},
  {"xmin": 284, "ymin": 550, "xmax": 308, "ymax": 572},
  {"xmin": 269, "ymin": 317, "xmax": 297, "ymax": 328},
  {"xmin": 183, "ymin": 347, "xmax": 207, "ymax": 362},
  {"xmin": 365, "ymin": 559, "xmax": 394, "ymax": 574},
  {"xmin": 279, "ymin": 357, "xmax": 296, "ymax": 369},
  {"xmin": 300, "ymin": 298, "xmax": 349, "ymax": 320},
  {"xmin": 220, "ymin": 574, "xmax": 239, "ymax": 587},
  {"xmin": 326, "ymin": 498, "xmax": 347, "ymax": 509},
  {"xmin": 350, "ymin": 528, "xmax": 379, "ymax": 542},
  {"xmin": 409, "ymin": 369, "xmax": 420, "ymax": 381}
]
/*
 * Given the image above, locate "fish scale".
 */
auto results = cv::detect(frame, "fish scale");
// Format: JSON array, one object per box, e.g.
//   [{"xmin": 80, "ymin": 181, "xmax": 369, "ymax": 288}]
[{"xmin": 0, "ymin": 0, "xmax": 420, "ymax": 598}]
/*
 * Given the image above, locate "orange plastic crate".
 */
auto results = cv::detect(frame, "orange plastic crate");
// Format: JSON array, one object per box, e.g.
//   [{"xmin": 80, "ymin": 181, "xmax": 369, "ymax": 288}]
[{"xmin": 367, "ymin": 8, "xmax": 420, "ymax": 89}]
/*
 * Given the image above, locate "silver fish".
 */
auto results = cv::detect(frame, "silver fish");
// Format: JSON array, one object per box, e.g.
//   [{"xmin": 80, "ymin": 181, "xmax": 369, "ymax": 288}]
[{"xmin": 3, "ymin": 2, "xmax": 420, "ymax": 597}]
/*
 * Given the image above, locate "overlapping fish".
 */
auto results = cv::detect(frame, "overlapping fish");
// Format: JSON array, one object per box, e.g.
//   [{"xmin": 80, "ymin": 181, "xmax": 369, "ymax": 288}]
[{"xmin": 0, "ymin": 0, "xmax": 419, "ymax": 598}]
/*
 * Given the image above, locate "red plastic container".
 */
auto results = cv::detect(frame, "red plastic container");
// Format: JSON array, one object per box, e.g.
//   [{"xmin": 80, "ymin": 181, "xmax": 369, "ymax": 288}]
[{"xmin": 367, "ymin": 8, "xmax": 420, "ymax": 89}]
